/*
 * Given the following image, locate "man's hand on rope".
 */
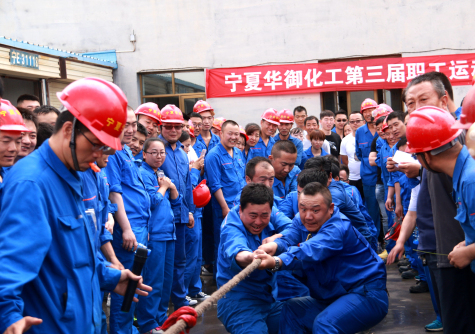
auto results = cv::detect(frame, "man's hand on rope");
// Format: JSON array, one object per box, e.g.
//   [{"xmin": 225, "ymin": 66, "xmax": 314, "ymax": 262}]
[
  {"xmin": 254, "ymin": 250, "xmax": 276, "ymax": 270},
  {"xmin": 258, "ymin": 241, "xmax": 278, "ymax": 256},
  {"xmin": 262, "ymin": 234, "xmax": 282, "ymax": 244}
]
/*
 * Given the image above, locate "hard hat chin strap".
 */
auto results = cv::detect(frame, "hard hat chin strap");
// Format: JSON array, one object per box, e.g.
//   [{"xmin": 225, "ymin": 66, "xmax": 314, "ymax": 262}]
[{"xmin": 69, "ymin": 118, "xmax": 81, "ymax": 171}]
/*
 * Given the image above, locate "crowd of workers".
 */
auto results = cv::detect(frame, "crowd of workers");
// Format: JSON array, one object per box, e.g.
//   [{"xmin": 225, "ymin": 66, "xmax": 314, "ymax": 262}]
[{"xmin": 0, "ymin": 70, "xmax": 474, "ymax": 334}]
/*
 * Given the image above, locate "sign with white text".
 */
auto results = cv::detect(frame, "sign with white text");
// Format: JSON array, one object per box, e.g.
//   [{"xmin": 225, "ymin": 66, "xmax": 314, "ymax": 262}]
[{"xmin": 10, "ymin": 49, "xmax": 39, "ymax": 69}]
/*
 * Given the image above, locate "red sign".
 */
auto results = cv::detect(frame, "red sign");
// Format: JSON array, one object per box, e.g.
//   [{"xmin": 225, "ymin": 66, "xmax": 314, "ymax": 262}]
[{"xmin": 206, "ymin": 53, "xmax": 475, "ymax": 98}]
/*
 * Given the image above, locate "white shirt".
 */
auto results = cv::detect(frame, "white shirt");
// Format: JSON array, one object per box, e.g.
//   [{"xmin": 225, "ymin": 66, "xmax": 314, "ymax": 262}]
[
  {"xmin": 408, "ymin": 184, "xmax": 421, "ymax": 212},
  {"xmin": 187, "ymin": 146, "xmax": 198, "ymax": 163},
  {"xmin": 303, "ymin": 138, "xmax": 331, "ymax": 153},
  {"xmin": 340, "ymin": 133, "xmax": 361, "ymax": 181}
]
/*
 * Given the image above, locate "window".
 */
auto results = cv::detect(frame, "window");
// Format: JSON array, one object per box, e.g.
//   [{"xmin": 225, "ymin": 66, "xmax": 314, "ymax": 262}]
[
  {"xmin": 140, "ymin": 71, "xmax": 206, "ymax": 115},
  {"xmin": 321, "ymin": 89, "xmax": 403, "ymax": 114}
]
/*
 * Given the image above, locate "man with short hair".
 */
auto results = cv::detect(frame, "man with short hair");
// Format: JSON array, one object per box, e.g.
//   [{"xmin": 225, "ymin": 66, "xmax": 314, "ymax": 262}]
[
  {"xmin": 257, "ymin": 182, "xmax": 388, "ymax": 334},
  {"xmin": 269, "ymin": 140, "xmax": 300, "ymax": 200},
  {"xmin": 16, "ymin": 108, "xmax": 38, "ymax": 162},
  {"xmin": 206, "ymin": 120, "xmax": 246, "ymax": 277},
  {"xmin": 136, "ymin": 102, "xmax": 161, "ymax": 138},
  {"xmin": 251, "ymin": 108, "xmax": 279, "ymax": 159},
  {"xmin": 34, "ymin": 105, "xmax": 59, "ymax": 126},
  {"xmin": 340, "ymin": 164, "xmax": 350, "ymax": 183},
  {"xmin": 189, "ymin": 112, "xmax": 207, "ymax": 158},
  {"xmin": 332, "ymin": 109, "xmax": 348, "ymax": 139},
  {"xmin": 217, "ymin": 183, "xmax": 284, "ymax": 334},
  {"xmin": 293, "ymin": 106, "xmax": 307, "ymax": 131},
  {"xmin": 320, "ymin": 110, "xmax": 341, "ymax": 158},
  {"xmin": 16, "ymin": 94, "xmax": 40, "ymax": 111},
  {"xmin": 129, "ymin": 122, "xmax": 148, "ymax": 160},
  {"xmin": 274, "ymin": 109, "xmax": 304, "ymax": 166}
]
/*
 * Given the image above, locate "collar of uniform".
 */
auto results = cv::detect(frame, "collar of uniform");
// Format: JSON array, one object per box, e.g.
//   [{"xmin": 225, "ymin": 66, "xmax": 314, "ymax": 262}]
[
  {"xmin": 453, "ymin": 145, "xmax": 471, "ymax": 189},
  {"xmin": 39, "ymin": 139, "xmax": 83, "ymax": 198},
  {"xmin": 159, "ymin": 135, "xmax": 182, "ymax": 152},
  {"xmin": 122, "ymin": 144, "xmax": 135, "ymax": 159},
  {"xmin": 217, "ymin": 142, "xmax": 237, "ymax": 156},
  {"xmin": 141, "ymin": 161, "xmax": 155, "ymax": 174},
  {"xmin": 287, "ymin": 165, "xmax": 300, "ymax": 179}
]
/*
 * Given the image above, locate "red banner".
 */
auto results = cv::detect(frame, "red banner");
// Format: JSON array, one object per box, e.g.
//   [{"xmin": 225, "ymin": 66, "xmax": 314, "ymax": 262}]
[{"xmin": 206, "ymin": 53, "xmax": 475, "ymax": 98}]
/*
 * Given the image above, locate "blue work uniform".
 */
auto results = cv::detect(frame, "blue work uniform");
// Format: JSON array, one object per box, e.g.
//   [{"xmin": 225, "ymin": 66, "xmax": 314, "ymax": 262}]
[
  {"xmin": 274, "ymin": 133, "xmax": 304, "ymax": 166},
  {"xmin": 106, "ymin": 144, "xmax": 150, "ymax": 334},
  {"xmin": 0, "ymin": 140, "xmax": 121, "ymax": 334},
  {"xmin": 216, "ymin": 209, "xmax": 284, "ymax": 334},
  {"xmin": 355, "ymin": 124, "xmax": 380, "ymax": 235},
  {"xmin": 275, "ymin": 207, "xmax": 388, "ymax": 334},
  {"xmin": 452, "ymin": 146, "xmax": 475, "ymax": 273},
  {"xmin": 279, "ymin": 191, "xmax": 299, "ymax": 219},
  {"xmin": 273, "ymin": 165, "xmax": 301, "ymax": 200},
  {"xmin": 195, "ymin": 132, "xmax": 220, "ymax": 153},
  {"xmin": 376, "ymin": 137, "xmax": 395, "ymax": 237},
  {"xmin": 299, "ymin": 146, "xmax": 329, "ymax": 170},
  {"xmin": 136, "ymin": 162, "xmax": 181, "ymax": 331},
  {"xmin": 205, "ymin": 142, "xmax": 246, "ymax": 277},
  {"xmin": 247, "ymin": 136, "xmax": 276, "ymax": 161},
  {"xmin": 158, "ymin": 135, "xmax": 195, "ymax": 307}
]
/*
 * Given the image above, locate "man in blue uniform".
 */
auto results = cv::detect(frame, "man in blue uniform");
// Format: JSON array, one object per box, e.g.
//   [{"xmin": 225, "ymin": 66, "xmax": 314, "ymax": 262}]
[
  {"xmin": 274, "ymin": 109, "xmax": 303, "ymax": 166},
  {"xmin": 135, "ymin": 102, "xmax": 161, "ymax": 139},
  {"xmin": 158, "ymin": 105, "xmax": 196, "ymax": 308},
  {"xmin": 270, "ymin": 140, "xmax": 300, "ymax": 199},
  {"xmin": 106, "ymin": 106, "xmax": 152, "ymax": 334},
  {"xmin": 355, "ymin": 98, "xmax": 381, "ymax": 234},
  {"xmin": 217, "ymin": 183, "xmax": 284, "ymax": 334},
  {"xmin": 206, "ymin": 120, "xmax": 246, "ymax": 278},
  {"xmin": 249, "ymin": 108, "xmax": 279, "ymax": 160},
  {"xmin": 0, "ymin": 78, "xmax": 151, "ymax": 334},
  {"xmin": 129, "ymin": 122, "xmax": 147, "ymax": 161},
  {"xmin": 257, "ymin": 182, "xmax": 388, "ymax": 333}
]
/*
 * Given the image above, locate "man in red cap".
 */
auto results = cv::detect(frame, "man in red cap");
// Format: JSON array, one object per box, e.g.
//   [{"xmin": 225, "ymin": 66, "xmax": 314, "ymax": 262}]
[
  {"xmin": 248, "ymin": 108, "xmax": 279, "ymax": 161},
  {"xmin": 136, "ymin": 102, "xmax": 161, "ymax": 138},
  {"xmin": 274, "ymin": 109, "xmax": 303, "ymax": 166},
  {"xmin": 0, "ymin": 79, "xmax": 151, "ymax": 334}
]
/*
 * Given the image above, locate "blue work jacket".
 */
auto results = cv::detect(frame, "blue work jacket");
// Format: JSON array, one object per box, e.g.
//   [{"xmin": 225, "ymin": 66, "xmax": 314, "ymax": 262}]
[
  {"xmin": 299, "ymin": 146, "xmax": 329, "ymax": 170},
  {"xmin": 217, "ymin": 208, "xmax": 283, "ymax": 303},
  {"xmin": 273, "ymin": 166, "xmax": 301, "ymax": 200},
  {"xmin": 375, "ymin": 137, "xmax": 392, "ymax": 189},
  {"xmin": 140, "ymin": 162, "xmax": 181, "ymax": 241},
  {"xmin": 328, "ymin": 180, "xmax": 372, "ymax": 244},
  {"xmin": 274, "ymin": 134, "xmax": 304, "ymax": 166},
  {"xmin": 205, "ymin": 142, "xmax": 246, "ymax": 208},
  {"xmin": 275, "ymin": 207, "xmax": 387, "ymax": 301},
  {"xmin": 355, "ymin": 124, "xmax": 378, "ymax": 186},
  {"xmin": 196, "ymin": 132, "xmax": 220, "ymax": 157},
  {"xmin": 0, "ymin": 140, "xmax": 121, "ymax": 334},
  {"xmin": 452, "ymin": 146, "xmax": 475, "ymax": 272},
  {"xmin": 106, "ymin": 144, "xmax": 150, "ymax": 227},
  {"xmin": 279, "ymin": 191, "xmax": 299, "ymax": 219},
  {"xmin": 159, "ymin": 135, "xmax": 195, "ymax": 224},
  {"xmin": 248, "ymin": 136, "xmax": 276, "ymax": 160}
]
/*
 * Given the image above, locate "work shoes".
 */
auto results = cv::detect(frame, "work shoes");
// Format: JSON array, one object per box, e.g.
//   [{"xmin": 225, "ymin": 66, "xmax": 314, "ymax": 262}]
[
  {"xmin": 190, "ymin": 292, "xmax": 210, "ymax": 301},
  {"xmin": 186, "ymin": 295, "xmax": 198, "ymax": 306},
  {"xmin": 398, "ymin": 265, "xmax": 412, "ymax": 273},
  {"xmin": 398, "ymin": 258, "xmax": 410, "ymax": 267},
  {"xmin": 201, "ymin": 266, "xmax": 213, "ymax": 276},
  {"xmin": 410, "ymin": 280, "xmax": 429, "ymax": 293},
  {"xmin": 401, "ymin": 269, "xmax": 419, "ymax": 279},
  {"xmin": 425, "ymin": 319, "xmax": 443, "ymax": 332}
]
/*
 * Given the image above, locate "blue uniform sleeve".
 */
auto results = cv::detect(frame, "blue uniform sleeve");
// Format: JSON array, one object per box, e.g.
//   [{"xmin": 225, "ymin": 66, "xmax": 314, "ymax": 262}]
[
  {"xmin": 100, "ymin": 228, "xmax": 113, "ymax": 246},
  {"xmin": 355, "ymin": 130, "xmax": 362, "ymax": 161},
  {"xmin": 140, "ymin": 169, "xmax": 165, "ymax": 208},
  {"xmin": 190, "ymin": 168, "xmax": 201, "ymax": 187},
  {"xmin": 279, "ymin": 192, "xmax": 295, "ymax": 219},
  {"xmin": 271, "ymin": 206, "xmax": 292, "ymax": 233},
  {"xmin": 388, "ymin": 171, "xmax": 400, "ymax": 188},
  {"xmin": 96, "ymin": 259, "xmax": 121, "ymax": 291},
  {"xmin": 288, "ymin": 169, "xmax": 300, "ymax": 193},
  {"xmin": 205, "ymin": 152, "xmax": 222, "ymax": 194},
  {"xmin": 185, "ymin": 168, "xmax": 195, "ymax": 215},
  {"xmin": 275, "ymin": 218, "xmax": 304, "ymax": 255},
  {"xmin": 375, "ymin": 138, "xmax": 383, "ymax": 167},
  {"xmin": 108, "ymin": 200, "xmax": 118, "ymax": 215},
  {"xmin": 295, "ymin": 139, "xmax": 304, "ymax": 166},
  {"xmin": 0, "ymin": 181, "xmax": 52, "ymax": 333},
  {"xmin": 170, "ymin": 194, "xmax": 183, "ymax": 209},
  {"xmin": 105, "ymin": 154, "xmax": 123, "ymax": 194},
  {"xmin": 220, "ymin": 222, "xmax": 253, "ymax": 275}
]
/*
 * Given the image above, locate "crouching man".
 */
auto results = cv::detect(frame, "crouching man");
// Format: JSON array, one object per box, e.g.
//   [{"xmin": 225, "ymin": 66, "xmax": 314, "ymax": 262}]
[
  {"xmin": 257, "ymin": 182, "xmax": 388, "ymax": 334},
  {"xmin": 217, "ymin": 183, "xmax": 284, "ymax": 334}
]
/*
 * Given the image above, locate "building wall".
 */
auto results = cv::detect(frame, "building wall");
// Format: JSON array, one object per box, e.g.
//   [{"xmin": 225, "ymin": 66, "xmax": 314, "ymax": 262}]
[{"xmin": 2, "ymin": 0, "xmax": 473, "ymax": 120}]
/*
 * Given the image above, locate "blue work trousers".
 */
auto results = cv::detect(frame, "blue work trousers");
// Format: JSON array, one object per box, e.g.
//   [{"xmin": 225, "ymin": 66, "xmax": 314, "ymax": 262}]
[
  {"xmin": 218, "ymin": 291, "xmax": 283, "ymax": 334},
  {"xmin": 110, "ymin": 225, "xmax": 148, "ymax": 334},
  {"xmin": 136, "ymin": 240, "xmax": 175, "ymax": 332},
  {"xmin": 171, "ymin": 223, "xmax": 187, "ymax": 308},
  {"xmin": 279, "ymin": 290, "xmax": 388, "ymax": 334},
  {"xmin": 212, "ymin": 206, "xmax": 226, "ymax": 280},
  {"xmin": 275, "ymin": 271, "xmax": 310, "ymax": 301},
  {"xmin": 423, "ymin": 264, "xmax": 442, "ymax": 323},
  {"xmin": 363, "ymin": 185, "xmax": 381, "ymax": 239},
  {"xmin": 404, "ymin": 237, "xmax": 425, "ymax": 281},
  {"xmin": 184, "ymin": 217, "xmax": 202, "ymax": 296}
]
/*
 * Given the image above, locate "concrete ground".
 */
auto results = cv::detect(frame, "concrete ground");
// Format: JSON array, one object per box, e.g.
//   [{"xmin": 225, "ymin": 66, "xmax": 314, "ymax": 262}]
[{"xmin": 187, "ymin": 263, "xmax": 435, "ymax": 334}]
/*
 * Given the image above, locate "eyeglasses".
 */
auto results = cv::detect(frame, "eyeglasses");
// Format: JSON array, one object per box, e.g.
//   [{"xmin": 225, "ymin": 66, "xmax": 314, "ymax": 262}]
[
  {"xmin": 192, "ymin": 123, "xmax": 202, "ymax": 128},
  {"xmin": 340, "ymin": 178, "xmax": 349, "ymax": 182},
  {"xmin": 145, "ymin": 151, "xmax": 167, "ymax": 157},
  {"xmin": 349, "ymin": 120, "xmax": 363, "ymax": 124},
  {"xmin": 336, "ymin": 119, "xmax": 347, "ymax": 122},
  {"xmin": 78, "ymin": 128, "xmax": 110, "ymax": 152},
  {"xmin": 163, "ymin": 125, "xmax": 183, "ymax": 130}
]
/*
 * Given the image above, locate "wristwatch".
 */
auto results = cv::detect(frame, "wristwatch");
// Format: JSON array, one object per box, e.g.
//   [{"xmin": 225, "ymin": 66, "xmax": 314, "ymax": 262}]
[{"xmin": 271, "ymin": 256, "xmax": 281, "ymax": 273}]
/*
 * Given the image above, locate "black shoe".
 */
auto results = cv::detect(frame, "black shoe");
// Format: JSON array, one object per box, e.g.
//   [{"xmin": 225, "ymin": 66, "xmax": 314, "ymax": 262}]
[
  {"xmin": 398, "ymin": 265, "xmax": 412, "ymax": 273},
  {"xmin": 410, "ymin": 280, "xmax": 429, "ymax": 293},
  {"xmin": 398, "ymin": 259, "xmax": 410, "ymax": 267},
  {"xmin": 401, "ymin": 269, "xmax": 419, "ymax": 279}
]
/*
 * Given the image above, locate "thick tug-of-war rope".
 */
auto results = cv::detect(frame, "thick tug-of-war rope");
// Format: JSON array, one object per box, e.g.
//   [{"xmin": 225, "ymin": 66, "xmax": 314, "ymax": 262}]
[{"xmin": 163, "ymin": 258, "xmax": 262, "ymax": 334}]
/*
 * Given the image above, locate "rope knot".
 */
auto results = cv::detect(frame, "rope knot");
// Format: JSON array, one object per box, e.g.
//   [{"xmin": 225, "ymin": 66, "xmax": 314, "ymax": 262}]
[{"xmin": 162, "ymin": 306, "xmax": 198, "ymax": 334}]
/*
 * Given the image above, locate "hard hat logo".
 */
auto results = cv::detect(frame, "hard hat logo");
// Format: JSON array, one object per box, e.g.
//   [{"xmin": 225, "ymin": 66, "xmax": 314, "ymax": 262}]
[{"xmin": 0, "ymin": 99, "xmax": 31, "ymax": 132}]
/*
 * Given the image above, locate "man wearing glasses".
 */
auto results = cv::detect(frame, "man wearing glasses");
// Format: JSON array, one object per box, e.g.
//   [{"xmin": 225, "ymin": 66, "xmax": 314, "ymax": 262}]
[
  {"xmin": 332, "ymin": 110, "xmax": 348, "ymax": 140},
  {"xmin": 340, "ymin": 111, "xmax": 365, "ymax": 199}
]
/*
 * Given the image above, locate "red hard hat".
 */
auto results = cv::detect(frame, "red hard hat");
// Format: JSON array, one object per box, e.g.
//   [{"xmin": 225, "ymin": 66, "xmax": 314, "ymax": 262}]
[
  {"xmin": 406, "ymin": 106, "xmax": 462, "ymax": 154},
  {"xmin": 193, "ymin": 100, "xmax": 215, "ymax": 116},
  {"xmin": 212, "ymin": 117, "xmax": 226, "ymax": 131},
  {"xmin": 261, "ymin": 108, "xmax": 280, "ymax": 125},
  {"xmin": 135, "ymin": 102, "xmax": 161, "ymax": 125},
  {"xmin": 372, "ymin": 104, "xmax": 393, "ymax": 120},
  {"xmin": 239, "ymin": 126, "xmax": 249, "ymax": 141},
  {"xmin": 453, "ymin": 85, "xmax": 475, "ymax": 129},
  {"xmin": 381, "ymin": 117, "xmax": 389, "ymax": 132},
  {"xmin": 0, "ymin": 99, "xmax": 31, "ymax": 132},
  {"xmin": 193, "ymin": 179, "xmax": 211, "ymax": 208},
  {"xmin": 57, "ymin": 77, "xmax": 127, "ymax": 150},
  {"xmin": 278, "ymin": 109, "xmax": 294, "ymax": 123},
  {"xmin": 160, "ymin": 105, "xmax": 184, "ymax": 124},
  {"xmin": 188, "ymin": 120, "xmax": 195, "ymax": 137},
  {"xmin": 385, "ymin": 218, "xmax": 401, "ymax": 241},
  {"xmin": 360, "ymin": 98, "xmax": 378, "ymax": 112}
]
